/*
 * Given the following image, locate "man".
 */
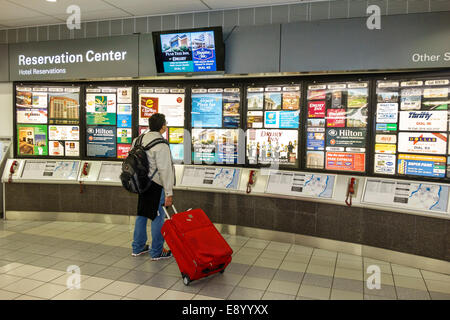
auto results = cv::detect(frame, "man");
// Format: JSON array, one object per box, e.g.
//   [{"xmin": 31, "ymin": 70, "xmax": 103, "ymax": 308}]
[{"xmin": 131, "ymin": 113, "xmax": 175, "ymax": 260}]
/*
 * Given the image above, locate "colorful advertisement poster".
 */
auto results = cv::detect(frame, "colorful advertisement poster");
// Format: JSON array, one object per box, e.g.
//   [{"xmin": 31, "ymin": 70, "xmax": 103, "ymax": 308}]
[
  {"xmin": 49, "ymin": 141, "xmax": 64, "ymax": 156},
  {"xmin": 307, "ymin": 90, "xmax": 326, "ymax": 100},
  {"xmin": 374, "ymin": 154, "xmax": 396, "ymax": 174},
  {"xmin": 326, "ymin": 128, "xmax": 366, "ymax": 149},
  {"xmin": 325, "ymin": 152, "xmax": 365, "ymax": 172},
  {"xmin": 307, "ymin": 118, "xmax": 325, "ymax": 128},
  {"xmin": 375, "ymin": 144, "xmax": 397, "ymax": 154},
  {"xmin": 86, "ymin": 94, "xmax": 116, "ymax": 125},
  {"xmin": 223, "ymin": 92, "xmax": 240, "ymax": 128},
  {"xmin": 170, "ymin": 144, "xmax": 184, "ymax": 161},
  {"xmin": 401, "ymin": 96, "xmax": 421, "ymax": 110},
  {"xmin": 86, "ymin": 126, "xmax": 116, "ymax": 158},
  {"xmin": 49, "ymin": 126, "xmax": 79, "ymax": 141},
  {"xmin": 376, "ymin": 103, "xmax": 398, "ymax": 123},
  {"xmin": 264, "ymin": 111, "xmax": 299, "ymax": 129},
  {"xmin": 247, "ymin": 92, "xmax": 264, "ymax": 110},
  {"xmin": 117, "ymin": 128, "xmax": 132, "ymax": 144},
  {"xmin": 399, "ymin": 111, "xmax": 448, "ymax": 131},
  {"xmin": 117, "ymin": 104, "xmax": 132, "ymax": 128},
  {"xmin": 247, "ymin": 129, "xmax": 298, "ymax": 165},
  {"xmin": 17, "ymin": 108, "xmax": 48, "ymax": 123},
  {"xmin": 264, "ymin": 93, "xmax": 282, "ymax": 110},
  {"xmin": 169, "ymin": 128, "xmax": 184, "ymax": 144},
  {"xmin": 346, "ymin": 107, "xmax": 368, "ymax": 127},
  {"xmin": 16, "ymin": 91, "xmax": 32, "ymax": 107},
  {"xmin": 160, "ymin": 31, "xmax": 217, "ymax": 73},
  {"xmin": 117, "ymin": 144, "xmax": 131, "ymax": 159},
  {"xmin": 65, "ymin": 141, "xmax": 79, "ymax": 157},
  {"xmin": 117, "ymin": 88, "xmax": 132, "ymax": 103},
  {"xmin": 376, "ymin": 134, "xmax": 397, "ymax": 144},
  {"xmin": 423, "ymin": 88, "xmax": 449, "ymax": 98},
  {"xmin": 422, "ymin": 100, "xmax": 448, "ymax": 110},
  {"xmin": 32, "ymin": 92, "xmax": 48, "ymax": 108},
  {"xmin": 326, "ymin": 109, "xmax": 346, "ymax": 127},
  {"xmin": 191, "ymin": 93, "xmax": 222, "ymax": 127},
  {"xmin": 397, "ymin": 154, "xmax": 446, "ymax": 177},
  {"xmin": 17, "ymin": 124, "xmax": 48, "ymax": 156},
  {"xmin": 347, "ymin": 89, "xmax": 368, "ymax": 108},
  {"xmin": 307, "ymin": 132, "xmax": 325, "ymax": 150},
  {"xmin": 398, "ymin": 132, "xmax": 447, "ymax": 155},
  {"xmin": 376, "ymin": 123, "xmax": 398, "ymax": 131},
  {"xmin": 48, "ymin": 92, "xmax": 80, "ymax": 125},
  {"xmin": 145, "ymin": 94, "xmax": 184, "ymax": 127},
  {"xmin": 282, "ymin": 91, "xmax": 300, "ymax": 110},
  {"xmin": 247, "ymin": 111, "xmax": 263, "ymax": 128},
  {"xmin": 192, "ymin": 129, "xmax": 238, "ymax": 164},
  {"xmin": 306, "ymin": 151, "xmax": 325, "ymax": 169},
  {"xmin": 308, "ymin": 101, "xmax": 326, "ymax": 118}
]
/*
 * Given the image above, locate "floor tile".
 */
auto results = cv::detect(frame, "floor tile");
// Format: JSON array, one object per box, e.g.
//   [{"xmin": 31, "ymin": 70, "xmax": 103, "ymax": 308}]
[
  {"xmin": 312, "ymin": 249, "xmax": 338, "ymax": 259},
  {"xmin": 231, "ymin": 254, "xmax": 257, "ymax": 265},
  {"xmin": 78, "ymin": 263, "xmax": 108, "ymax": 277},
  {"xmin": 90, "ymin": 254, "xmax": 123, "ymax": 266},
  {"xmin": 364, "ymin": 272, "xmax": 395, "ymax": 286},
  {"xmin": 198, "ymin": 283, "xmax": 235, "ymax": 300},
  {"xmin": 309, "ymin": 256, "xmax": 336, "ymax": 267},
  {"xmin": 253, "ymin": 257, "xmax": 281, "ymax": 269},
  {"xmin": 396, "ymin": 287, "xmax": 431, "ymax": 300},
  {"xmin": 126, "ymin": 285, "xmax": 167, "ymax": 300},
  {"xmin": 267, "ymin": 279, "xmax": 300, "ymax": 296},
  {"xmin": 93, "ymin": 266, "xmax": 130, "ymax": 281},
  {"xmin": 336, "ymin": 259, "xmax": 363, "ymax": 271},
  {"xmin": 306, "ymin": 264, "xmax": 335, "ymax": 277},
  {"xmin": 334, "ymin": 268, "xmax": 363, "ymax": 281},
  {"xmin": 0, "ymin": 262, "xmax": 24, "ymax": 273},
  {"xmin": 364, "ymin": 284, "xmax": 397, "ymax": 299},
  {"xmin": 226, "ymin": 263, "xmax": 251, "ymax": 276},
  {"xmin": 0, "ymin": 274, "xmax": 23, "ymax": 289},
  {"xmin": 144, "ymin": 274, "xmax": 179, "ymax": 289},
  {"xmin": 118, "ymin": 270, "xmax": 155, "ymax": 285},
  {"xmin": 228, "ymin": 287, "xmax": 264, "ymax": 300},
  {"xmin": 158, "ymin": 289, "xmax": 195, "ymax": 300},
  {"xmin": 52, "ymin": 288, "xmax": 95, "ymax": 300},
  {"xmin": 301, "ymin": 273, "xmax": 333, "ymax": 288},
  {"xmin": 243, "ymin": 239, "xmax": 269, "ymax": 250},
  {"xmin": 259, "ymin": 249, "xmax": 287, "ymax": 260},
  {"xmin": 245, "ymin": 266, "xmax": 277, "ymax": 279},
  {"xmin": 298, "ymin": 285, "xmax": 331, "ymax": 300},
  {"xmin": 30, "ymin": 256, "xmax": 65, "ymax": 269},
  {"xmin": 14, "ymin": 295, "xmax": 45, "ymax": 300},
  {"xmin": 391, "ymin": 264, "xmax": 422, "ymax": 278},
  {"xmin": 87, "ymin": 292, "xmax": 123, "ymax": 300},
  {"xmin": 288, "ymin": 245, "xmax": 314, "ymax": 256},
  {"xmin": 429, "ymin": 291, "xmax": 450, "ymax": 300},
  {"xmin": 332, "ymin": 278, "xmax": 364, "ymax": 293},
  {"xmin": 421, "ymin": 270, "xmax": 450, "ymax": 283},
  {"xmin": 262, "ymin": 291, "xmax": 296, "ymax": 300},
  {"xmin": 424, "ymin": 279, "xmax": 450, "ymax": 294},
  {"xmin": 207, "ymin": 272, "xmax": 243, "ymax": 287},
  {"xmin": 80, "ymin": 277, "xmax": 114, "ymax": 292},
  {"xmin": 0, "ymin": 289, "xmax": 21, "ymax": 300},
  {"xmin": 364, "ymin": 294, "xmax": 396, "ymax": 300},
  {"xmin": 266, "ymin": 241, "xmax": 291, "ymax": 252},
  {"xmin": 28, "ymin": 269, "xmax": 66, "ymax": 282},
  {"xmin": 100, "ymin": 281, "xmax": 139, "ymax": 296},
  {"xmin": 273, "ymin": 269, "xmax": 304, "ymax": 283},
  {"xmin": 278, "ymin": 261, "xmax": 308, "ymax": 273},
  {"xmin": 284, "ymin": 253, "xmax": 311, "ymax": 264},
  {"xmin": 3, "ymin": 278, "xmax": 45, "ymax": 294},
  {"xmin": 394, "ymin": 275, "xmax": 428, "ymax": 291},
  {"xmin": 331, "ymin": 289, "xmax": 363, "ymax": 300},
  {"xmin": 192, "ymin": 294, "xmax": 223, "ymax": 300},
  {"xmin": 26, "ymin": 283, "xmax": 67, "ymax": 299},
  {"xmin": 237, "ymin": 276, "xmax": 271, "ymax": 291}
]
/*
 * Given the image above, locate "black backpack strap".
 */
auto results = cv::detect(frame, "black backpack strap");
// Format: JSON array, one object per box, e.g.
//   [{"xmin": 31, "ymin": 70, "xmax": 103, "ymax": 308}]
[
  {"xmin": 143, "ymin": 138, "xmax": 169, "ymax": 151},
  {"xmin": 136, "ymin": 134, "xmax": 145, "ymax": 147}
]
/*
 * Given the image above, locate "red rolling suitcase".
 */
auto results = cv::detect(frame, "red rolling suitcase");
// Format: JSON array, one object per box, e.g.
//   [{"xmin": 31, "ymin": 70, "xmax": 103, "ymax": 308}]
[{"xmin": 161, "ymin": 206, "xmax": 233, "ymax": 285}]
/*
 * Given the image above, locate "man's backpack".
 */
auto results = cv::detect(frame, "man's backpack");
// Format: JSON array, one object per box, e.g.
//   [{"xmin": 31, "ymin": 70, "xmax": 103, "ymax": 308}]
[{"xmin": 120, "ymin": 134, "xmax": 168, "ymax": 194}]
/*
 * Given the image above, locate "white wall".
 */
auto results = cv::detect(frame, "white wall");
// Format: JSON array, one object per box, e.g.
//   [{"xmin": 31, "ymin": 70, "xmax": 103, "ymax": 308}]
[{"xmin": 0, "ymin": 83, "xmax": 13, "ymax": 137}]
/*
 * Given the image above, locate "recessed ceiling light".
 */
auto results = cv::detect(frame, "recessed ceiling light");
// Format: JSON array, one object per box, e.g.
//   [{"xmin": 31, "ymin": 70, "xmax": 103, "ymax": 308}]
[{"xmin": 46, "ymin": 0, "xmax": 57, "ymax": 2}]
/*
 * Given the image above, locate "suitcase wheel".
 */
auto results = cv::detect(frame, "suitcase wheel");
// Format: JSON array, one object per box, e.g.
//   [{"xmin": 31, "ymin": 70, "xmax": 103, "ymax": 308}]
[
  {"xmin": 182, "ymin": 274, "xmax": 191, "ymax": 286},
  {"xmin": 220, "ymin": 269, "xmax": 225, "ymax": 274}
]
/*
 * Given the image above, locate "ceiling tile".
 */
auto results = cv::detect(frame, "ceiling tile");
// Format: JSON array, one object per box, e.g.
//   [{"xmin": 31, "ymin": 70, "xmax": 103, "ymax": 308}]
[
  {"xmin": 202, "ymin": 0, "xmax": 311, "ymax": 10},
  {"xmin": 54, "ymin": 8, "xmax": 132, "ymax": 22},
  {"xmin": 0, "ymin": 16, "xmax": 63, "ymax": 28},
  {"xmin": 7, "ymin": 0, "xmax": 120, "ymax": 15},
  {"xmin": 0, "ymin": 0, "xmax": 45, "ymax": 20},
  {"xmin": 103, "ymin": 0, "xmax": 208, "ymax": 16}
]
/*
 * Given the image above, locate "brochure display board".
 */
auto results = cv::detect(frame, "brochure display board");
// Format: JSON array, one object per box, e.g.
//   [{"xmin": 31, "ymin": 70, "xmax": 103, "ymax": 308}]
[
  {"xmin": 362, "ymin": 178, "xmax": 449, "ymax": 214},
  {"xmin": 86, "ymin": 86, "xmax": 133, "ymax": 159},
  {"xmin": 191, "ymin": 87, "xmax": 241, "ymax": 164},
  {"xmin": 305, "ymin": 81, "xmax": 369, "ymax": 172},
  {"xmin": 16, "ymin": 85, "xmax": 81, "ymax": 157},
  {"xmin": 97, "ymin": 162, "xmax": 123, "ymax": 183},
  {"xmin": 138, "ymin": 87, "xmax": 185, "ymax": 162},
  {"xmin": 265, "ymin": 170, "xmax": 336, "ymax": 198},
  {"xmin": 374, "ymin": 78, "xmax": 450, "ymax": 178},
  {"xmin": 246, "ymin": 85, "xmax": 301, "ymax": 166},
  {"xmin": 181, "ymin": 166, "xmax": 241, "ymax": 190}
]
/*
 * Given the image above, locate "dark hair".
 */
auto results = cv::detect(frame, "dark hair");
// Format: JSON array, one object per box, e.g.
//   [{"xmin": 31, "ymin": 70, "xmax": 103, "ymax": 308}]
[{"xmin": 149, "ymin": 113, "xmax": 166, "ymax": 132}]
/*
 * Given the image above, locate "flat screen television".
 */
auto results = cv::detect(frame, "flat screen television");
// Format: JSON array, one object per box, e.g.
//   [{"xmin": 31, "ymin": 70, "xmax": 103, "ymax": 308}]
[{"xmin": 152, "ymin": 27, "xmax": 225, "ymax": 75}]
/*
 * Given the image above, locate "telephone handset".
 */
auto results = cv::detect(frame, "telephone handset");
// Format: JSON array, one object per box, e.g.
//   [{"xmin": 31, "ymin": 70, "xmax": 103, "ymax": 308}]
[
  {"xmin": 80, "ymin": 162, "xmax": 90, "ymax": 194},
  {"xmin": 8, "ymin": 160, "xmax": 18, "ymax": 183},
  {"xmin": 246, "ymin": 170, "xmax": 257, "ymax": 194},
  {"xmin": 345, "ymin": 177, "xmax": 356, "ymax": 207}
]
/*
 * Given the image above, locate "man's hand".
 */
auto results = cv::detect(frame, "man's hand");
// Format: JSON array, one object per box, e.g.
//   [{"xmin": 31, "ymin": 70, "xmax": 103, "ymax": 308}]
[{"xmin": 164, "ymin": 196, "xmax": 173, "ymax": 207}]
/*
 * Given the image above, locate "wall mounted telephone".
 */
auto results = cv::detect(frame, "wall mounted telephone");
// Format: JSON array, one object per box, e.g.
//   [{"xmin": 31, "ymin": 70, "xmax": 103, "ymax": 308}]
[
  {"xmin": 8, "ymin": 160, "xmax": 18, "ymax": 183},
  {"xmin": 80, "ymin": 162, "xmax": 90, "ymax": 194},
  {"xmin": 345, "ymin": 177, "xmax": 356, "ymax": 207},
  {"xmin": 246, "ymin": 170, "xmax": 257, "ymax": 194}
]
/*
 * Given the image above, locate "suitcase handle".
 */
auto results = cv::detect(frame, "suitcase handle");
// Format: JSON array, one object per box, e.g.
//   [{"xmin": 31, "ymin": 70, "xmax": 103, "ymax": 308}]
[{"xmin": 162, "ymin": 205, "xmax": 177, "ymax": 219}]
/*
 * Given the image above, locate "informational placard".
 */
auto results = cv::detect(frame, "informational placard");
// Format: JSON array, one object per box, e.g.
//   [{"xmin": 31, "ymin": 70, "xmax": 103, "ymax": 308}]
[
  {"xmin": 363, "ymin": 179, "xmax": 449, "ymax": 214},
  {"xmin": 17, "ymin": 124, "xmax": 48, "ymax": 156},
  {"xmin": 192, "ymin": 128, "xmax": 238, "ymax": 164},
  {"xmin": 98, "ymin": 162, "xmax": 122, "ymax": 182},
  {"xmin": 21, "ymin": 160, "xmax": 80, "ymax": 180},
  {"xmin": 191, "ymin": 93, "xmax": 223, "ymax": 128},
  {"xmin": 86, "ymin": 94, "xmax": 117, "ymax": 125},
  {"xmin": 374, "ymin": 78, "xmax": 450, "ymax": 177},
  {"xmin": 265, "ymin": 171, "xmax": 335, "ymax": 198},
  {"xmin": 181, "ymin": 166, "xmax": 240, "ymax": 190},
  {"xmin": 139, "ymin": 89, "xmax": 185, "ymax": 127},
  {"xmin": 86, "ymin": 126, "xmax": 116, "ymax": 158},
  {"xmin": 306, "ymin": 82, "xmax": 368, "ymax": 172}
]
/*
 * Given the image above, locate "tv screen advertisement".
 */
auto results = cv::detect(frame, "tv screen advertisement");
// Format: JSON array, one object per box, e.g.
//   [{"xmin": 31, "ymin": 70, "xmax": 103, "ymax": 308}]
[{"xmin": 153, "ymin": 27, "xmax": 225, "ymax": 74}]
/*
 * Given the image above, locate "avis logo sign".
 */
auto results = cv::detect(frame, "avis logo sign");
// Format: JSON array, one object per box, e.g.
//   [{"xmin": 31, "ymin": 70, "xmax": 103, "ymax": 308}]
[
  {"xmin": 67, "ymin": 5, "xmax": 81, "ymax": 30},
  {"xmin": 366, "ymin": 5, "xmax": 381, "ymax": 30}
]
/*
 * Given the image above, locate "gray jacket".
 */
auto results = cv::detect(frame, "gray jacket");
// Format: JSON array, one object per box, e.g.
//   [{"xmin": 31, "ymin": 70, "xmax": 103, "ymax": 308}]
[{"xmin": 132, "ymin": 131, "xmax": 175, "ymax": 197}]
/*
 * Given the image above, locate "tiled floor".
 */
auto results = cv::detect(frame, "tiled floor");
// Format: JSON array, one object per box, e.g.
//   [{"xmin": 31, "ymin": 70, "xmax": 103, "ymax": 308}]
[{"xmin": 0, "ymin": 219, "xmax": 449, "ymax": 300}]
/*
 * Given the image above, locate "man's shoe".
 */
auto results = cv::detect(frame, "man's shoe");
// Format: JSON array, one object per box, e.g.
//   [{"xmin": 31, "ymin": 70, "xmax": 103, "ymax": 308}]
[
  {"xmin": 151, "ymin": 249, "xmax": 172, "ymax": 261},
  {"xmin": 132, "ymin": 245, "xmax": 149, "ymax": 257}
]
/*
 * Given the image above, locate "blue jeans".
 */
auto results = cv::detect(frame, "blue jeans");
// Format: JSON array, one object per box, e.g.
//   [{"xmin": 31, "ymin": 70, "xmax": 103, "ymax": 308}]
[{"xmin": 132, "ymin": 189, "xmax": 165, "ymax": 258}]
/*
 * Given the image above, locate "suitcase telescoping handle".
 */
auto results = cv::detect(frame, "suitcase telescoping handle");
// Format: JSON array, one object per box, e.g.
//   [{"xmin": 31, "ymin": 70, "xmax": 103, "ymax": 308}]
[{"xmin": 162, "ymin": 205, "xmax": 178, "ymax": 219}]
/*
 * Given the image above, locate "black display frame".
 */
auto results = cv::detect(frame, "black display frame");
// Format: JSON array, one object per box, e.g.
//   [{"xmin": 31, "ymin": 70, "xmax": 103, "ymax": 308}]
[{"xmin": 152, "ymin": 26, "xmax": 225, "ymax": 75}]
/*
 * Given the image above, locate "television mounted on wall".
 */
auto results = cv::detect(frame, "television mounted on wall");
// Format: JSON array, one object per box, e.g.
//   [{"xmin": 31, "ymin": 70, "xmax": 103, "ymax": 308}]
[{"xmin": 152, "ymin": 27, "xmax": 225, "ymax": 75}]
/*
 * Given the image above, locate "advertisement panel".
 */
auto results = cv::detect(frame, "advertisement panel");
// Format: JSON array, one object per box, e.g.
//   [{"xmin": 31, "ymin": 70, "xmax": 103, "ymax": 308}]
[
  {"xmin": 86, "ymin": 126, "xmax": 116, "ymax": 158},
  {"xmin": 191, "ymin": 93, "xmax": 222, "ymax": 127},
  {"xmin": 117, "ymin": 144, "xmax": 131, "ymax": 159},
  {"xmin": 117, "ymin": 104, "xmax": 132, "ymax": 128},
  {"xmin": 399, "ymin": 111, "xmax": 447, "ymax": 131},
  {"xmin": 308, "ymin": 101, "xmax": 325, "ymax": 118},
  {"xmin": 48, "ymin": 125, "xmax": 79, "ymax": 141},
  {"xmin": 139, "ymin": 93, "xmax": 184, "ymax": 127},
  {"xmin": 264, "ymin": 111, "xmax": 299, "ymax": 129},
  {"xmin": 376, "ymin": 103, "xmax": 398, "ymax": 123},
  {"xmin": 192, "ymin": 129, "xmax": 238, "ymax": 164},
  {"xmin": 326, "ymin": 109, "xmax": 346, "ymax": 127},
  {"xmin": 247, "ymin": 129, "xmax": 298, "ymax": 165},
  {"xmin": 307, "ymin": 132, "xmax": 325, "ymax": 150},
  {"xmin": 325, "ymin": 152, "xmax": 365, "ymax": 172},
  {"xmin": 17, "ymin": 124, "xmax": 48, "ymax": 156},
  {"xmin": 374, "ymin": 154, "xmax": 396, "ymax": 174},
  {"xmin": 397, "ymin": 154, "xmax": 446, "ymax": 177},
  {"xmin": 86, "ymin": 94, "xmax": 117, "ymax": 125},
  {"xmin": 326, "ymin": 128, "xmax": 366, "ymax": 149},
  {"xmin": 398, "ymin": 132, "xmax": 447, "ymax": 155}
]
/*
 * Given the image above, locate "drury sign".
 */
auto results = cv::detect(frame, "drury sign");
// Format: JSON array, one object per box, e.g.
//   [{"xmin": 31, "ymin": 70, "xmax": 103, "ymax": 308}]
[{"xmin": 9, "ymin": 35, "xmax": 139, "ymax": 81}]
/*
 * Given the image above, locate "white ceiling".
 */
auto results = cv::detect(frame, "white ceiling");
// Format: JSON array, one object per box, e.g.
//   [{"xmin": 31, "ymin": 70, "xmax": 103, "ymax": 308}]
[{"xmin": 0, "ymin": 0, "xmax": 323, "ymax": 28}]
